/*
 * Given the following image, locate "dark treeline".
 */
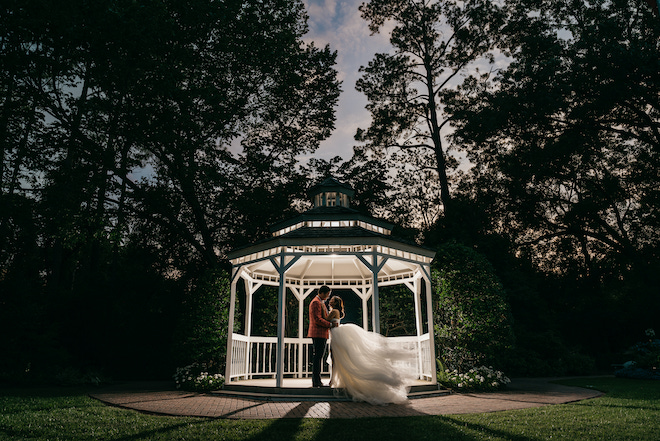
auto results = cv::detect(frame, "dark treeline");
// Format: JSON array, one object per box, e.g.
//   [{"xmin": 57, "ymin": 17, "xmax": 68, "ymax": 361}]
[
  {"xmin": 349, "ymin": 0, "xmax": 659, "ymax": 374},
  {"xmin": 1, "ymin": 0, "xmax": 659, "ymax": 383},
  {"xmin": 0, "ymin": 0, "xmax": 340, "ymax": 381}
]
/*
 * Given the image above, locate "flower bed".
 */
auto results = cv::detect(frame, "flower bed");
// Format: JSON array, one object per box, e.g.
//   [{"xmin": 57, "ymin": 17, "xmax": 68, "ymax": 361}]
[
  {"xmin": 615, "ymin": 329, "xmax": 660, "ymax": 381},
  {"xmin": 173, "ymin": 363, "xmax": 225, "ymax": 391},
  {"xmin": 438, "ymin": 365, "xmax": 511, "ymax": 391}
]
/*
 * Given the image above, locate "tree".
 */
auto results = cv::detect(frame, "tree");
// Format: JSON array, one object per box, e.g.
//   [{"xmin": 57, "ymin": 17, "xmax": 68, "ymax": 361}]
[
  {"xmin": 173, "ymin": 268, "xmax": 232, "ymax": 371},
  {"xmin": 0, "ymin": 0, "xmax": 340, "ymax": 380},
  {"xmin": 448, "ymin": 0, "xmax": 660, "ymax": 278},
  {"xmin": 355, "ymin": 0, "xmax": 503, "ymax": 224}
]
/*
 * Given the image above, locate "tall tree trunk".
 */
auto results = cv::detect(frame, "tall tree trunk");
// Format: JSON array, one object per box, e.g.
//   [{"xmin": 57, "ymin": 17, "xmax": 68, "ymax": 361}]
[{"xmin": 424, "ymin": 55, "xmax": 452, "ymax": 217}]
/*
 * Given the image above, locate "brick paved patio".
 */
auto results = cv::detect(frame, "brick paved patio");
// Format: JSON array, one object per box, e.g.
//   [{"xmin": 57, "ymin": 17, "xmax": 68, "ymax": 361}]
[{"xmin": 89, "ymin": 378, "xmax": 603, "ymax": 419}]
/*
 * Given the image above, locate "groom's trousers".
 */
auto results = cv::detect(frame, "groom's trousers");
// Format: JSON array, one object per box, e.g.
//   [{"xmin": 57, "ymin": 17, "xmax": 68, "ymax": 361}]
[{"xmin": 311, "ymin": 337, "xmax": 327, "ymax": 386}]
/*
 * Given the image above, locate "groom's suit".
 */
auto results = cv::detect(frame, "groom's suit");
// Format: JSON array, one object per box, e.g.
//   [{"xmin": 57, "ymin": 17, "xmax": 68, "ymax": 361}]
[{"xmin": 308, "ymin": 295, "xmax": 333, "ymax": 387}]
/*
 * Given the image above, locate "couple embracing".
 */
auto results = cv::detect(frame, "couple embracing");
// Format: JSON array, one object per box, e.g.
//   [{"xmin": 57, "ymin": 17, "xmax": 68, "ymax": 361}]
[{"xmin": 307, "ymin": 285, "xmax": 418, "ymax": 405}]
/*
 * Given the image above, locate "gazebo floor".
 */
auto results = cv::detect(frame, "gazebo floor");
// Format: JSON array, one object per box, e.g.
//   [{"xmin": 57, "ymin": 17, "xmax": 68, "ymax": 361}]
[{"xmin": 217, "ymin": 377, "xmax": 447, "ymax": 401}]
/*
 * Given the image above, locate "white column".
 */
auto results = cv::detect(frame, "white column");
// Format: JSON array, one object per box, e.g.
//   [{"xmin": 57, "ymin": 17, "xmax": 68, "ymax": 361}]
[
  {"xmin": 225, "ymin": 266, "xmax": 241, "ymax": 383},
  {"xmin": 272, "ymin": 254, "xmax": 300, "ymax": 388},
  {"xmin": 351, "ymin": 286, "xmax": 369, "ymax": 329},
  {"xmin": 372, "ymin": 273, "xmax": 380, "ymax": 334},
  {"xmin": 357, "ymin": 253, "xmax": 387, "ymax": 334},
  {"xmin": 276, "ymin": 262, "xmax": 286, "ymax": 387},
  {"xmin": 422, "ymin": 264, "xmax": 437, "ymax": 384},
  {"xmin": 301, "ymin": 287, "xmax": 315, "ymax": 377},
  {"xmin": 411, "ymin": 276, "xmax": 423, "ymax": 338},
  {"xmin": 298, "ymin": 293, "xmax": 304, "ymax": 378},
  {"xmin": 245, "ymin": 278, "xmax": 260, "ymax": 379},
  {"xmin": 362, "ymin": 291, "xmax": 369, "ymax": 329},
  {"xmin": 245, "ymin": 278, "xmax": 253, "ymax": 337},
  {"xmin": 372, "ymin": 252, "xmax": 387, "ymax": 334}
]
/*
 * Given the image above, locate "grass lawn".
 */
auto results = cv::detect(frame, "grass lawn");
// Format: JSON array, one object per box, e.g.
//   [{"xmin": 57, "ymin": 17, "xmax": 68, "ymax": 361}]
[{"xmin": 1, "ymin": 377, "xmax": 659, "ymax": 440}]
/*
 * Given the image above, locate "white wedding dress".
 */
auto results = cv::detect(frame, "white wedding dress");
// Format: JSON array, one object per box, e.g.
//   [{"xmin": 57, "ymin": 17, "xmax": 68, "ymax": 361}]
[{"xmin": 328, "ymin": 320, "xmax": 418, "ymax": 405}]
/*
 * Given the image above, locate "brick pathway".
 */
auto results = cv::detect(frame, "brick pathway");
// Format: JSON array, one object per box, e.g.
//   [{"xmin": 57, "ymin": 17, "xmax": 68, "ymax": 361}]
[{"xmin": 90, "ymin": 378, "xmax": 603, "ymax": 420}]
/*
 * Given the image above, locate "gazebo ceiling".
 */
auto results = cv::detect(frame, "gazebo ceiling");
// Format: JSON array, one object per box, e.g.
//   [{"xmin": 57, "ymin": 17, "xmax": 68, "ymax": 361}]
[
  {"xmin": 238, "ymin": 252, "xmax": 424, "ymax": 285},
  {"xmin": 229, "ymin": 232, "xmax": 435, "ymax": 286}
]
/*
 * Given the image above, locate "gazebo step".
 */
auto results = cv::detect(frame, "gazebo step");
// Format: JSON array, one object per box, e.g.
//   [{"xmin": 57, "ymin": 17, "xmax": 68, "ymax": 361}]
[
  {"xmin": 409, "ymin": 384, "xmax": 447, "ymax": 393},
  {"xmin": 214, "ymin": 385, "xmax": 348, "ymax": 401},
  {"xmin": 214, "ymin": 382, "xmax": 448, "ymax": 402}
]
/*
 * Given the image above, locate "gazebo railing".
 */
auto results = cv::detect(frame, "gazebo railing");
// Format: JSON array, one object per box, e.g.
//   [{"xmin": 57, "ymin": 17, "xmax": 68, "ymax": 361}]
[
  {"xmin": 387, "ymin": 334, "xmax": 434, "ymax": 381},
  {"xmin": 228, "ymin": 332, "xmax": 433, "ymax": 382},
  {"xmin": 229, "ymin": 334, "xmax": 329, "ymax": 381}
]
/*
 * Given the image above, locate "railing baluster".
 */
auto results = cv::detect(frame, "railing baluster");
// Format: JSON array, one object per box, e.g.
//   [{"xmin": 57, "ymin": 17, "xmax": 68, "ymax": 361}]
[{"xmin": 228, "ymin": 333, "xmax": 432, "ymax": 382}]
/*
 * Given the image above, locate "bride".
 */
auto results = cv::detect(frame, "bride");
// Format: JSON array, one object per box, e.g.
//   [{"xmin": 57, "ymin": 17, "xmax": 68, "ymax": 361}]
[{"xmin": 326, "ymin": 296, "xmax": 418, "ymax": 405}]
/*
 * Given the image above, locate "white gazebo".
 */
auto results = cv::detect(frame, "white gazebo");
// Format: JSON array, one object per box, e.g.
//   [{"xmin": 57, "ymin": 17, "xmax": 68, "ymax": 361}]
[{"xmin": 225, "ymin": 177, "xmax": 437, "ymax": 388}]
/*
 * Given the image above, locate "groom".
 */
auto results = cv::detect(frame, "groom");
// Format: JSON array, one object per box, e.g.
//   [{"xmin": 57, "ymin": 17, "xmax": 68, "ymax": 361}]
[{"xmin": 308, "ymin": 285, "xmax": 337, "ymax": 387}]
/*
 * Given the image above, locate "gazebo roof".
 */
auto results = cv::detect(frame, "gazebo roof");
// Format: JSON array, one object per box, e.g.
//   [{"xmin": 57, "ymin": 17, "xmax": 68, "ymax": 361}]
[
  {"xmin": 228, "ymin": 178, "xmax": 434, "ymax": 286},
  {"xmin": 268, "ymin": 205, "xmax": 394, "ymax": 234},
  {"xmin": 228, "ymin": 226, "xmax": 435, "ymax": 262}
]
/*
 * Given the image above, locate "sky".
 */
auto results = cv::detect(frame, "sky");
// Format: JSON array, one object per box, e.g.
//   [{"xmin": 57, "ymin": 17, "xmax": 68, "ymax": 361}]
[
  {"xmin": 303, "ymin": 1, "xmax": 512, "ymax": 172},
  {"xmin": 302, "ymin": 0, "xmax": 392, "ymax": 162}
]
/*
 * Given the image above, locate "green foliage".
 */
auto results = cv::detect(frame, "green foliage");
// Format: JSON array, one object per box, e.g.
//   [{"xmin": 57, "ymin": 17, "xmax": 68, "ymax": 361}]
[
  {"xmin": 173, "ymin": 363, "xmax": 225, "ymax": 392},
  {"xmin": 173, "ymin": 268, "xmax": 233, "ymax": 372},
  {"xmin": 432, "ymin": 242, "xmax": 514, "ymax": 371},
  {"xmin": 2, "ymin": 378, "xmax": 660, "ymax": 440},
  {"xmin": 0, "ymin": 0, "xmax": 339, "ymax": 381},
  {"xmin": 448, "ymin": 0, "xmax": 660, "ymax": 278},
  {"xmin": 504, "ymin": 330, "xmax": 596, "ymax": 377},
  {"xmin": 615, "ymin": 329, "xmax": 660, "ymax": 380},
  {"xmin": 379, "ymin": 284, "xmax": 418, "ymax": 337},
  {"xmin": 436, "ymin": 360, "xmax": 511, "ymax": 391}
]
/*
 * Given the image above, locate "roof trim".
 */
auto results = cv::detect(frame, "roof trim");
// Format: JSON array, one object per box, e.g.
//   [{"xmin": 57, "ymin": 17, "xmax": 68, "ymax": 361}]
[
  {"xmin": 227, "ymin": 234, "xmax": 436, "ymax": 261},
  {"xmin": 269, "ymin": 208, "xmax": 395, "ymax": 232}
]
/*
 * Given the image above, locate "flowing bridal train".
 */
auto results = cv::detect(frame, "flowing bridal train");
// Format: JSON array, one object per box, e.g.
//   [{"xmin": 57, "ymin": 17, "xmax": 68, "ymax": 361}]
[{"xmin": 326, "ymin": 296, "xmax": 418, "ymax": 405}]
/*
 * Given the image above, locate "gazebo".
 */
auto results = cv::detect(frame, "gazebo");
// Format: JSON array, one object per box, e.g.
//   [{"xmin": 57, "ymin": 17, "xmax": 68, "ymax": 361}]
[{"xmin": 225, "ymin": 177, "xmax": 437, "ymax": 388}]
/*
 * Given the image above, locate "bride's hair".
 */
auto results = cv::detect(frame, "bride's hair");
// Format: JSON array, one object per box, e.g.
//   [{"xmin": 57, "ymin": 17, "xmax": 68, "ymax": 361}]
[{"xmin": 329, "ymin": 296, "xmax": 344, "ymax": 318}]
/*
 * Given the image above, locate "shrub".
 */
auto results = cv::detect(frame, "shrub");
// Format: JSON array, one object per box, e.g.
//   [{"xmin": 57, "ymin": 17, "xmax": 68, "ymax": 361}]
[
  {"xmin": 54, "ymin": 366, "xmax": 108, "ymax": 387},
  {"xmin": 173, "ymin": 363, "xmax": 225, "ymax": 391},
  {"xmin": 502, "ymin": 330, "xmax": 596, "ymax": 377},
  {"xmin": 437, "ymin": 360, "xmax": 511, "ymax": 391},
  {"xmin": 432, "ymin": 242, "xmax": 515, "ymax": 371},
  {"xmin": 172, "ymin": 268, "xmax": 232, "ymax": 372},
  {"xmin": 615, "ymin": 329, "xmax": 660, "ymax": 380}
]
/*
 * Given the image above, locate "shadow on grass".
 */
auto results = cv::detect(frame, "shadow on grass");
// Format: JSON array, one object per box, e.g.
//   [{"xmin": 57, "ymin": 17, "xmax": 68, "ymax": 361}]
[
  {"xmin": 241, "ymin": 401, "xmax": 317, "ymax": 441},
  {"xmin": 442, "ymin": 417, "xmax": 538, "ymax": 441},
  {"xmin": 311, "ymin": 415, "xmax": 536, "ymax": 441},
  {"xmin": 105, "ymin": 420, "xmax": 212, "ymax": 441},
  {"xmin": 238, "ymin": 405, "xmax": 538, "ymax": 441},
  {"xmin": 0, "ymin": 386, "xmax": 100, "ymax": 415},
  {"xmin": 575, "ymin": 399, "xmax": 660, "ymax": 412}
]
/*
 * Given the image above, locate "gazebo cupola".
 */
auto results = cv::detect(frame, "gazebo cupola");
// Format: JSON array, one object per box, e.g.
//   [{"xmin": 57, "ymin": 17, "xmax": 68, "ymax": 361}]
[
  {"xmin": 225, "ymin": 177, "xmax": 437, "ymax": 388},
  {"xmin": 271, "ymin": 177, "xmax": 392, "ymax": 238},
  {"xmin": 310, "ymin": 176, "xmax": 354, "ymax": 208}
]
